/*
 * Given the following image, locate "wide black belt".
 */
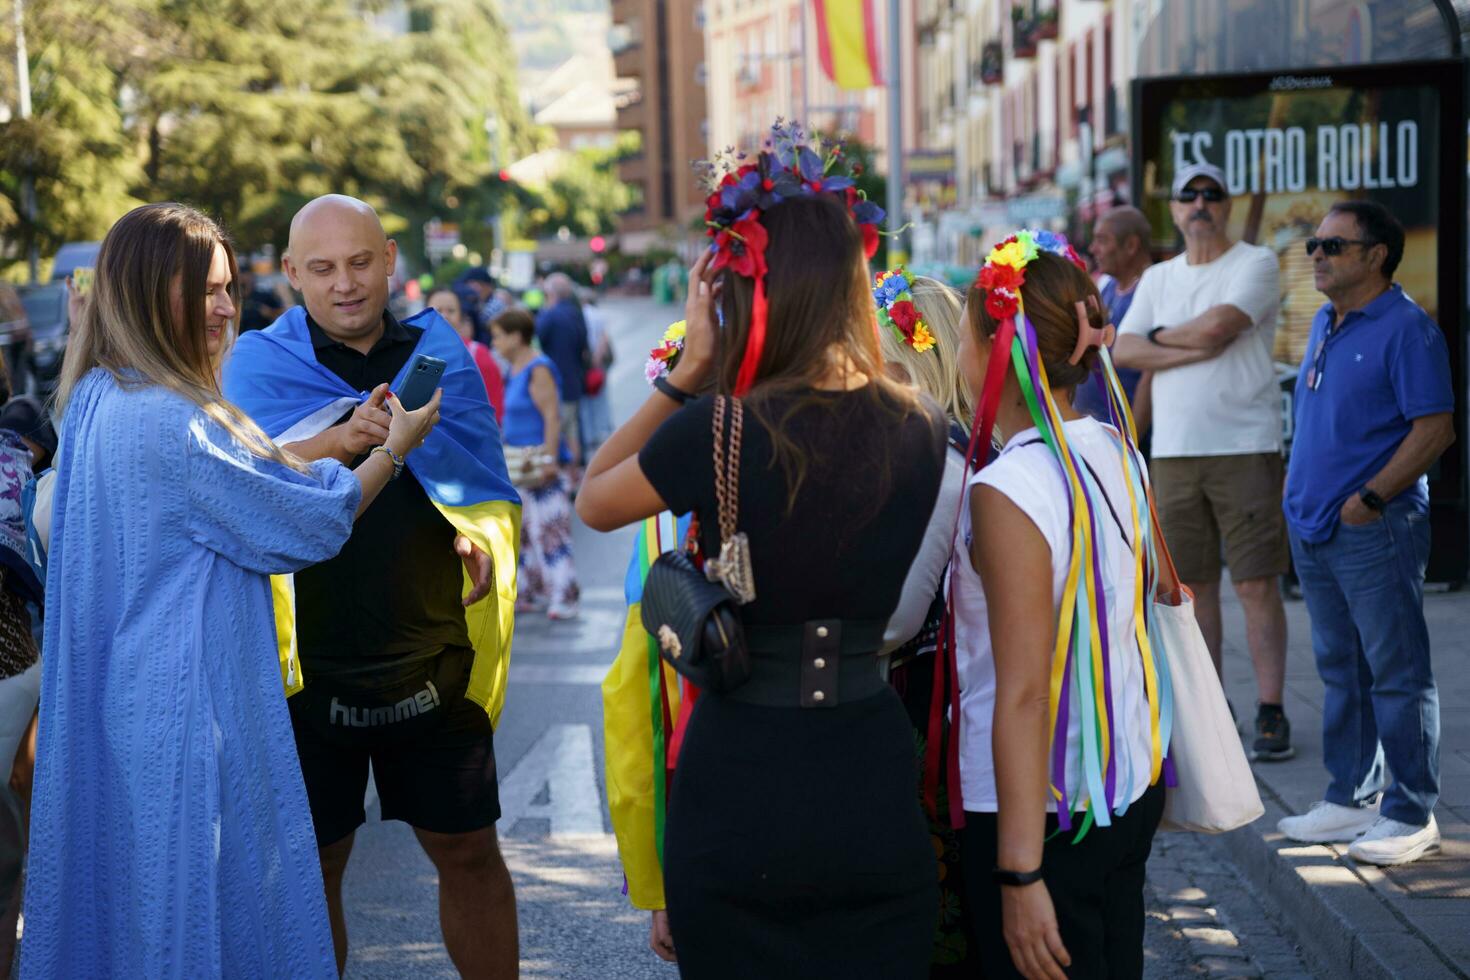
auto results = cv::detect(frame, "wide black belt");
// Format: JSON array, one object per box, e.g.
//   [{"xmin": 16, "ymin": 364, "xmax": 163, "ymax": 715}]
[{"xmin": 726, "ymin": 619, "xmax": 888, "ymax": 708}]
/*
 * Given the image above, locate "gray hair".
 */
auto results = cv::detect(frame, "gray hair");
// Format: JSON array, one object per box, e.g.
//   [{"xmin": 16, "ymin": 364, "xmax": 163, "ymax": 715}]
[{"xmin": 544, "ymin": 273, "xmax": 576, "ymax": 302}]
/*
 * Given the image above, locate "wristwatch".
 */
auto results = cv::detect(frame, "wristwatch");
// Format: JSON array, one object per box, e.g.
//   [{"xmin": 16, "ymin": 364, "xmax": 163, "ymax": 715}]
[
  {"xmin": 1359, "ymin": 488, "xmax": 1385, "ymax": 512},
  {"xmin": 1147, "ymin": 325, "xmax": 1168, "ymax": 345},
  {"xmin": 992, "ymin": 866, "xmax": 1045, "ymax": 887}
]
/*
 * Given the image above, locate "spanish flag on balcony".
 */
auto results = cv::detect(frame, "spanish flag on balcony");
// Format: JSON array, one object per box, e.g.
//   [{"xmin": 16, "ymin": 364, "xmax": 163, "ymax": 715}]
[{"xmin": 813, "ymin": 0, "xmax": 884, "ymax": 90}]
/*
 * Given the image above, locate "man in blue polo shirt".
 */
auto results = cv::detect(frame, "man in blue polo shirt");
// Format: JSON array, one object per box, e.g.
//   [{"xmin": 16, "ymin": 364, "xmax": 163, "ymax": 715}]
[{"xmin": 1277, "ymin": 201, "xmax": 1455, "ymax": 866}]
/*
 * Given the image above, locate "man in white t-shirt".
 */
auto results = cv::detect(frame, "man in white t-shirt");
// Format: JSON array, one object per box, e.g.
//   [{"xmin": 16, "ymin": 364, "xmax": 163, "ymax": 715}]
[{"xmin": 1114, "ymin": 162, "xmax": 1293, "ymax": 763}]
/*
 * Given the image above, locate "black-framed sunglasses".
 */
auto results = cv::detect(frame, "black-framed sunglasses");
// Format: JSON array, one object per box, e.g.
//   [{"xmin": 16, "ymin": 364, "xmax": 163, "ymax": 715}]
[
  {"xmin": 1305, "ymin": 236, "xmax": 1373, "ymax": 257},
  {"xmin": 1174, "ymin": 187, "xmax": 1226, "ymax": 203}
]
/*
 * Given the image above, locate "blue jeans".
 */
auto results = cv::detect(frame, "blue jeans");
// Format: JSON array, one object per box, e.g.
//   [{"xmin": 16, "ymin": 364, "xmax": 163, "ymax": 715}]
[{"xmin": 1289, "ymin": 499, "xmax": 1440, "ymax": 826}]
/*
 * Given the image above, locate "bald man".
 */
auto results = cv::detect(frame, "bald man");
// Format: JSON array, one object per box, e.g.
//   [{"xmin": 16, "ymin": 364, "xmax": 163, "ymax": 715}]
[
  {"xmin": 1080, "ymin": 206, "xmax": 1155, "ymax": 435},
  {"xmin": 262, "ymin": 195, "xmax": 518, "ymax": 977}
]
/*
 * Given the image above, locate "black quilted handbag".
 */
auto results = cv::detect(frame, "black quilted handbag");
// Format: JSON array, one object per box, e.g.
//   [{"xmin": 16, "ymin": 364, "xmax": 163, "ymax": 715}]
[
  {"xmin": 640, "ymin": 549, "xmax": 749, "ymax": 692},
  {"xmin": 639, "ymin": 395, "xmax": 755, "ymax": 693}
]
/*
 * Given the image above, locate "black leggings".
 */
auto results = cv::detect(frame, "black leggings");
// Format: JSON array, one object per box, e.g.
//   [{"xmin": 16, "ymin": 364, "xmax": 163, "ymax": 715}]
[{"xmin": 962, "ymin": 782, "xmax": 1166, "ymax": 979}]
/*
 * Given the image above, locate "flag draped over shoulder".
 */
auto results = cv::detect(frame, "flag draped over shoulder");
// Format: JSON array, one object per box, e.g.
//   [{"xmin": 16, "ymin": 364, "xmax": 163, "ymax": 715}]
[
  {"xmin": 813, "ymin": 0, "xmax": 884, "ymax": 90},
  {"xmin": 222, "ymin": 305, "xmax": 522, "ymax": 728},
  {"xmin": 602, "ymin": 512, "xmax": 689, "ymax": 910}
]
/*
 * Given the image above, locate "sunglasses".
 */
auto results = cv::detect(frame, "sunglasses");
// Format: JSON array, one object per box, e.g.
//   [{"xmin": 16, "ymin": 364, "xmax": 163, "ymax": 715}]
[
  {"xmin": 1174, "ymin": 187, "xmax": 1226, "ymax": 203},
  {"xmin": 1305, "ymin": 237, "xmax": 1372, "ymax": 257}
]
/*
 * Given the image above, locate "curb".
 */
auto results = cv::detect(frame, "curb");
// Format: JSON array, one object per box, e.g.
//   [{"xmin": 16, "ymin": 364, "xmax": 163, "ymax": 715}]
[{"xmin": 1218, "ymin": 787, "xmax": 1469, "ymax": 980}]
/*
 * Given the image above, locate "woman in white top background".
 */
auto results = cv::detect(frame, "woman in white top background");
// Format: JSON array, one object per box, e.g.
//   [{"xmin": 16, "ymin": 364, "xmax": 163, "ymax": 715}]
[{"xmin": 951, "ymin": 234, "xmax": 1175, "ymax": 980}]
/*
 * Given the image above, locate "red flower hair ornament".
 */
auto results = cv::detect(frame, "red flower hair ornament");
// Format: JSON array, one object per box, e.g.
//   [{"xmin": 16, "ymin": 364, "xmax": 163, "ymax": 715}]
[{"xmin": 694, "ymin": 119, "xmax": 886, "ymax": 395}]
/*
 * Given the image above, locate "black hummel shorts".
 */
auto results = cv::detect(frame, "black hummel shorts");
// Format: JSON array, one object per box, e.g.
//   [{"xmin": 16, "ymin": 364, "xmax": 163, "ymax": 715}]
[{"xmin": 288, "ymin": 655, "xmax": 501, "ymax": 847}]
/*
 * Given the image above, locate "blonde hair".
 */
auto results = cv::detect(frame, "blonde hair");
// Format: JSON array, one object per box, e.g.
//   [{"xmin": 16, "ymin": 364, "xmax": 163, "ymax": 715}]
[
  {"xmin": 878, "ymin": 275, "xmax": 973, "ymax": 432},
  {"xmin": 55, "ymin": 202, "xmax": 309, "ymax": 473}
]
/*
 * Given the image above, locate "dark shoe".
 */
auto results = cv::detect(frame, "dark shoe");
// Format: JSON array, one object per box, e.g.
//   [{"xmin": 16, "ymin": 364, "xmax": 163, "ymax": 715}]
[{"xmin": 1252, "ymin": 703, "xmax": 1295, "ymax": 761}]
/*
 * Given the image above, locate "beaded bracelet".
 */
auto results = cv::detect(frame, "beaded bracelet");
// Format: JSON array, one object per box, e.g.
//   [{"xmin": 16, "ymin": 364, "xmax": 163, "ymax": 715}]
[{"xmin": 370, "ymin": 445, "xmax": 405, "ymax": 480}]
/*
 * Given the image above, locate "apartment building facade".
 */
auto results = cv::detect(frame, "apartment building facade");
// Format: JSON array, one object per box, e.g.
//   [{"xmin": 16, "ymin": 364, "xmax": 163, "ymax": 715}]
[
  {"xmin": 610, "ymin": 0, "xmax": 711, "ymax": 250},
  {"xmin": 701, "ymin": 0, "xmax": 911, "ymax": 169},
  {"xmin": 909, "ymin": 0, "xmax": 1141, "ymax": 268}
]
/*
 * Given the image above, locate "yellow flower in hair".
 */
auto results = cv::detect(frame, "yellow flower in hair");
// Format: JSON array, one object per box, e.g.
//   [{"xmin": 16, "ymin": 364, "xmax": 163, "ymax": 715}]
[
  {"xmin": 664, "ymin": 321, "xmax": 687, "ymax": 342},
  {"xmin": 989, "ymin": 240, "xmax": 1029, "ymax": 271},
  {"xmin": 910, "ymin": 322, "xmax": 936, "ymax": 353}
]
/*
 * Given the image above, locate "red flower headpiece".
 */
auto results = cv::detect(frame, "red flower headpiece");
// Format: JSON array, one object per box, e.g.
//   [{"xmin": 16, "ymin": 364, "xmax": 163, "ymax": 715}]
[
  {"xmin": 972, "ymin": 229, "xmax": 1087, "ymax": 322},
  {"xmin": 694, "ymin": 119, "xmax": 886, "ymax": 395}
]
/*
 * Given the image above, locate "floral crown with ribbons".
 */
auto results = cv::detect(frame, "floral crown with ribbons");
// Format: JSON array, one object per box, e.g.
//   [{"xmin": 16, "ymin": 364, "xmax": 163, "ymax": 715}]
[
  {"xmin": 924, "ymin": 228, "xmax": 1175, "ymax": 841},
  {"xmin": 695, "ymin": 119, "xmax": 886, "ymax": 395},
  {"xmin": 872, "ymin": 267, "xmax": 935, "ymax": 353}
]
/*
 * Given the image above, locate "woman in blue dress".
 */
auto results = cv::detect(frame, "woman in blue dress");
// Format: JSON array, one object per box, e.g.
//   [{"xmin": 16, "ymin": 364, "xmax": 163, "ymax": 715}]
[
  {"xmin": 21, "ymin": 203, "xmax": 442, "ymax": 978},
  {"xmin": 491, "ymin": 308, "xmax": 580, "ymax": 620}
]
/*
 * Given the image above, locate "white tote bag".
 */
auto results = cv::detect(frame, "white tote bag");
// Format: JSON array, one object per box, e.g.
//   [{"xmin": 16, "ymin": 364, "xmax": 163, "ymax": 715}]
[{"xmin": 1150, "ymin": 510, "xmax": 1265, "ymax": 833}]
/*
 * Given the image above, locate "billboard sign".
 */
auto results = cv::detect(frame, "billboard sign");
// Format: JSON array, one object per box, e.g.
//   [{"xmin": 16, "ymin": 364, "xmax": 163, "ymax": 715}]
[{"xmin": 1133, "ymin": 60, "xmax": 1467, "ymax": 581}]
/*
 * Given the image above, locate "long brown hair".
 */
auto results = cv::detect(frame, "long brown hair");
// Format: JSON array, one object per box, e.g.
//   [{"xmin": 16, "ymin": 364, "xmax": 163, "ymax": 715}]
[
  {"xmin": 965, "ymin": 249, "xmax": 1108, "ymax": 391},
  {"xmin": 718, "ymin": 193, "xmax": 917, "ymax": 506},
  {"xmin": 55, "ymin": 202, "xmax": 308, "ymax": 472}
]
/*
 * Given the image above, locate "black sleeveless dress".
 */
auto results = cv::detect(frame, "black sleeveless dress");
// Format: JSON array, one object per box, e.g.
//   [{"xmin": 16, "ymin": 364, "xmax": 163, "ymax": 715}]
[{"xmin": 639, "ymin": 387, "xmax": 946, "ymax": 979}]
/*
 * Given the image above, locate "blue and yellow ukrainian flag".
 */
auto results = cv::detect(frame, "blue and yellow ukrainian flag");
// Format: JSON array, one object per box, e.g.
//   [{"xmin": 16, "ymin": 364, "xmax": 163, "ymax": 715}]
[{"xmin": 223, "ymin": 306, "xmax": 521, "ymax": 727}]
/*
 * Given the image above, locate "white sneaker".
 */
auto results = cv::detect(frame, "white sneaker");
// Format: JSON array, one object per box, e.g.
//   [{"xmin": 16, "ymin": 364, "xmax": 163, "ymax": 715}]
[
  {"xmin": 1278, "ymin": 800, "xmax": 1380, "ymax": 843},
  {"xmin": 1348, "ymin": 814, "xmax": 1440, "ymax": 866}
]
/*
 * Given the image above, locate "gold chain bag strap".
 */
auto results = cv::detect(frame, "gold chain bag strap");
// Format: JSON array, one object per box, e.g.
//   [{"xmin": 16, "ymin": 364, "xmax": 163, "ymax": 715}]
[
  {"xmin": 637, "ymin": 394, "xmax": 753, "ymax": 692},
  {"xmin": 704, "ymin": 395, "xmax": 756, "ymax": 604}
]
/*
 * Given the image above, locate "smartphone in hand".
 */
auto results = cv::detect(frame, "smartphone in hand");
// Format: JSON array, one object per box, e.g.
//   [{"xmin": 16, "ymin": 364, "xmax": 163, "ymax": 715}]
[
  {"xmin": 70, "ymin": 267, "xmax": 95, "ymax": 296},
  {"xmin": 394, "ymin": 353, "xmax": 446, "ymax": 411}
]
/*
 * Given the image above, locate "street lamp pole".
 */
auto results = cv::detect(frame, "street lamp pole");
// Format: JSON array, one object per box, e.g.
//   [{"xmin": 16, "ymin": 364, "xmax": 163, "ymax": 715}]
[
  {"xmin": 884, "ymin": 0, "xmax": 902, "ymax": 262},
  {"xmin": 14, "ymin": 0, "xmax": 38, "ymax": 284}
]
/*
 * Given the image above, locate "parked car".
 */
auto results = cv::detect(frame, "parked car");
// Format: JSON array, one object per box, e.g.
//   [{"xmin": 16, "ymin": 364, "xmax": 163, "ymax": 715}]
[
  {"xmin": 0, "ymin": 284, "xmax": 34, "ymax": 395},
  {"xmin": 49, "ymin": 242, "xmax": 101, "ymax": 283},
  {"xmin": 17, "ymin": 282, "xmax": 68, "ymax": 395}
]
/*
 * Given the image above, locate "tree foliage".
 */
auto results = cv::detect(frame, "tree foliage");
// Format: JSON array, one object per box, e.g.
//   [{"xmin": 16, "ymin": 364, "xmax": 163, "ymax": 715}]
[
  {"xmin": 0, "ymin": 0, "xmax": 537, "ymax": 278},
  {"xmin": 520, "ymin": 131, "xmax": 639, "ymax": 240}
]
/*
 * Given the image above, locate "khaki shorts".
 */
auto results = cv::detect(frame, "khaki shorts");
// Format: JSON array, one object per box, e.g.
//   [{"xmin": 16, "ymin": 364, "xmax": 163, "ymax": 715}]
[{"xmin": 1151, "ymin": 452, "xmax": 1289, "ymax": 584}]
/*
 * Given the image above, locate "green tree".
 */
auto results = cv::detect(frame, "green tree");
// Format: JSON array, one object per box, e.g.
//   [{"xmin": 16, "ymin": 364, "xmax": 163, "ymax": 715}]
[
  {"xmin": 0, "ymin": 1, "xmax": 149, "ymax": 276},
  {"xmin": 1, "ymin": 0, "xmax": 536, "ymax": 279},
  {"xmin": 520, "ymin": 131, "xmax": 638, "ymax": 240}
]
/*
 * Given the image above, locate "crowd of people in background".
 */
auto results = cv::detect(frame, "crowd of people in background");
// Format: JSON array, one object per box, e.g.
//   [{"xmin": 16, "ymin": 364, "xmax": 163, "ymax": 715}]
[{"xmin": 0, "ymin": 116, "xmax": 1450, "ymax": 980}]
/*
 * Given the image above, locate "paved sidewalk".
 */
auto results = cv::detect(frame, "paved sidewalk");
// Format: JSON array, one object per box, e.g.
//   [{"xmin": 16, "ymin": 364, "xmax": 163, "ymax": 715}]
[
  {"xmin": 1215, "ymin": 583, "xmax": 1469, "ymax": 980},
  {"xmin": 1146, "ymin": 832, "xmax": 1320, "ymax": 979}
]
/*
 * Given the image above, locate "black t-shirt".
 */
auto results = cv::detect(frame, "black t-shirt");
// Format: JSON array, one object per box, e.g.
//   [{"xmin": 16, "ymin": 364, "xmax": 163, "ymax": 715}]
[
  {"xmin": 638, "ymin": 387, "xmax": 946, "ymax": 627},
  {"xmin": 293, "ymin": 312, "xmax": 471, "ymax": 670}
]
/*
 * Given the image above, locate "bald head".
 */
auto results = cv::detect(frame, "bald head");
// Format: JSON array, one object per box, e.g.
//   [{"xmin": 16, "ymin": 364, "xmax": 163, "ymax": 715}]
[
  {"xmin": 282, "ymin": 195, "xmax": 398, "ymax": 349},
  {"xmin": 287, "ymin": 195, "xmax": 386, "ymax": 257},
  {"xmin": 1089, "ymin": 206, "xmax": 1153, "ymax": 281}
]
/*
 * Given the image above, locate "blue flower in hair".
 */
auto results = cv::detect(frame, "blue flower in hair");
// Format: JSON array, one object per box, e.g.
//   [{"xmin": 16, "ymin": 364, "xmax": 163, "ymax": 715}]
[
  {"xmin": 875, "ymin": 271, "xmax": 909, "ymax": 305},
  {"xmin": 1033, "ymin": 229, "xmax": 1068, "ymax": 254}
]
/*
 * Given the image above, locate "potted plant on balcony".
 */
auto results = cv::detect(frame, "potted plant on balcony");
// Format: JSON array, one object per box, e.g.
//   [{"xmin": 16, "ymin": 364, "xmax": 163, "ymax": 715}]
[
  {"xmin": 980, "ymin": 41, "xmax": 1003, "ymax": 85},
  {"xmin": 1036, "ymin": 4, "xmax": 1058, "ymax": 40},
  {"xmin": 1011, "ymin": 4, "xmax": 1038, "ymax": 58}
]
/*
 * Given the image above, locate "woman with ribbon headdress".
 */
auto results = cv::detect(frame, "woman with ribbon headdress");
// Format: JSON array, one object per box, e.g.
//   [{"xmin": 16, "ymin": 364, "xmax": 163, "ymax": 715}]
[
  {"xmin": 947, "ymin": 232, "xmax": 1180, "ymax": 980},
  {"xmin": 578, "ymin": 121, "xmax": 947, "ymax": 977}
]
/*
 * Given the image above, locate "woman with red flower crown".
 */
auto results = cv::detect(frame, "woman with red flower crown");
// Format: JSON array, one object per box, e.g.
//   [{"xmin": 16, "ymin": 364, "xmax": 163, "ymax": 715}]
[{"xmin": 577, "ymin": 122, "xmax": 947, "ymax": 978}]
